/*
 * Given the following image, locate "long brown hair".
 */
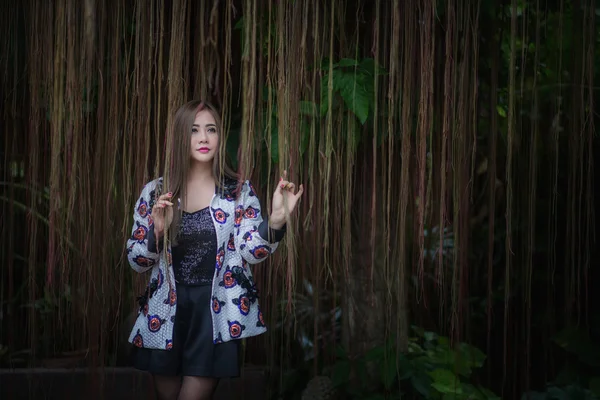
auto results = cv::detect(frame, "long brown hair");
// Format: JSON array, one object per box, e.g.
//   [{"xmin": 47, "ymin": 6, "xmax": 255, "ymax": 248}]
[{"xmin": 162, "ymin": 100, "xmax": 238, "ymax": 244}]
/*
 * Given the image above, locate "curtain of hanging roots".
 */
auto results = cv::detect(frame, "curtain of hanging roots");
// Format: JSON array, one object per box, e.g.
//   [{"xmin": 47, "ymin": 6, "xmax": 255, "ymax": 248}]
[{"xmin": 0, "ymin": 0, "xmax": 596, "ymax": 397}]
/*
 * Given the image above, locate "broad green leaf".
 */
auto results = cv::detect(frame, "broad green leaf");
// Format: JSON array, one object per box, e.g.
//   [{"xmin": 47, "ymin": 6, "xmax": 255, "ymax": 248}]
[
  {"xmin": 268, "ymin": 118, "xmax": 279, "ymax": 164},
  {"xmin": 437, "ymin": 336, "xmax": 450, "ymax": 347},
  {"xmin": 334, "ymin": 345, "xmax": 347, "ymax": 359},
  {"xmin": 589, "ymin": 378, "xmax": 600, "ymax": 397},
  {"xmin": 320, "ymin": 73, "xmax": 336, "ymax": 116},
  {"xmin": 478, "ymin": 386, "xmax": 501, "ymax": 400},
  {"xmin": 331, "ymin": 360, "xmax": 351, "ymax": 387},
  {"xmin": 547, "ymin": 386, "xmax": 569, "ymax": 399},
  {"xmin": 429, "ymin": 369, "xmax": 461, "ymax": 394},
  {"xmin": 496, "ymin": 105, "xmax": 507, "ymax": 118},
  {"xmin": 299, "ymin": 100, "xmax": 318, "ymax": 117},
  {"xmin": 382, "ymin": 352, "xmax": 398, "ymax": 390},
  {"xmin": 365, "ymin": 345, "xmax": 386, "ymax": 362},
  {"xmin": 234, "ymin": 17, "xmax": 244, "ymax": 30},
  {"xmin": 359, "ymin": 57, "xmax": 387, "ymax": 76},
  {"xmin": 335, "ymin": 70, "xmax": 371, "ymax": 124},
  {"xmin": 424, "ymin": 331, "xmax": 437, "ymax": 342},
  {"xmin": 364, "ymin": 395, "xmax": 386, "ymax": 400},
  {"xmin": 299, "ymin": 120, "xmax": 311, "ymax": 156},
  {"xmin": 458, "ymin": 342, "xmax": 487, "ymax": 368},
  {"xmin": 411, "ymin": 373, "xmax": 432, "ymax": 398},
  {"xmin": 553, "ymin": 327, "xmax": 600, "ymax": 367},
  {"xmin": 338, "ymin": 58, "xmax": 359, "ymax": 67}
]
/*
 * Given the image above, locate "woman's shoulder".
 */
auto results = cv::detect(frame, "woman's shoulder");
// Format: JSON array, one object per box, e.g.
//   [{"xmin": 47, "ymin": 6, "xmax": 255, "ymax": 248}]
[
  {"xmin": 142, "ymin": 177, "xmax": 163, "ymax": 192},
  {"xmin": 216, "ymin": 176, "xmax": 257, "ymax": 201},
  {"xmin": 137, "ymin": 178, "xmax": 163, "ymax": 204}
]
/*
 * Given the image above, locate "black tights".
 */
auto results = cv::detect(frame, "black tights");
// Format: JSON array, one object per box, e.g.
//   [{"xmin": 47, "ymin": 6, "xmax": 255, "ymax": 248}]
[{"xmin": 153, "ymin": 374, "xmax": 218, "ymax": 400}]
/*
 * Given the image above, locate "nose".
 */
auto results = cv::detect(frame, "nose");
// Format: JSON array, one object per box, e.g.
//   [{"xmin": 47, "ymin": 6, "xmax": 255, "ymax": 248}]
[{"xmin": 198, "ymin": 128, "xmax": 208, "ymax": 142}]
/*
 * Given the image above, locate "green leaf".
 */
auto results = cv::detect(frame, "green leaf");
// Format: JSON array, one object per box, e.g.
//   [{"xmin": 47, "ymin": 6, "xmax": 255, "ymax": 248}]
[
  {"xmin": 382, "ymin": 353, "xmax": 398, "ymax": 389},
  {"xmin": 331, "ymin": 360, "xmax": 351, "ymax": 387},
  {"xmin": 479, "ymin": 386, "xmax": 501, "ymax": 400},
  {"xmin": 589, "ymin": 378, "xmax": 600, "ymax": 397},
  {"xmin": 234, "ymin": 17, "xmax": 244, "ymax": 30},
  {"xmin": 364, "ymin": 395, "xmax": 386, "ymax": 400},
  {"xmin": 411, "ymin": 325, "xmax": 426, "ymax": 337},
  {"xmin": 424, "ymin": 331, "xmax": 437, "ymax": 342},
  {"xmin": 299, "ymin": 101, "xmax": 319, "ymax": 117},
  {"xmin": 320, "ymin": 73, "xmax": 336, "ymax": 116},
  {"xmin": 359, "ymin": 57, "xmax": 387, "ymax": 76},
  {"xmin": 335, "ymin": 70, "xmax": 372, "ymax": 124},
  {"xmin": 411, "ymin": 373, "xmax": 432, "ymax": 398},
  {"xmin": 429, "ymin": 369, "xmax": 462, "ymax": 394},
  {"xmin": 496, "ymin": 105, "xmax": 507, "ymax": 118},
  {"xmin": 299, "ymin": 120, "xmax": 311, "ymax": 156},
  {"xmin": 338, "ymin": 58, "xmax": 359, "ymax": 67},
  {"xmin": 437, "ymin": 336, "xmax": 450, "ymax": 347},
  {"xmin": 365, "ymin": 345, "xmax": 385, "ymax": 362},
  {"xmin": 553, "ymin": 327, "xmax": 600, "ymax": 367},
  {"xmin": 458, "ymin": 342, "xmax": 487, "ymax": 368},
  {"xmin": 334, "ymin": 345, "xmax": 347, "ymax": 359},
  {"xmin": 397, "ymin": 354, "xmax": 414, "ymax": 380}
]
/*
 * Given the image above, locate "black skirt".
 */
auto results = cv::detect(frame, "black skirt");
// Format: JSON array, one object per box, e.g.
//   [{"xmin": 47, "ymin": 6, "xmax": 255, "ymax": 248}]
[{"xmin": 130, "ymin": 284, "xmax": 240, "ymax": 378}]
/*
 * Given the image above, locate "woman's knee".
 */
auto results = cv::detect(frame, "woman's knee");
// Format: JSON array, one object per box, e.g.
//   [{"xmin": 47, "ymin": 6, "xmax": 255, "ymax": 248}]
[{"xmin": 152, "ymin": 374, "xmax": 182, "ymax": 400}]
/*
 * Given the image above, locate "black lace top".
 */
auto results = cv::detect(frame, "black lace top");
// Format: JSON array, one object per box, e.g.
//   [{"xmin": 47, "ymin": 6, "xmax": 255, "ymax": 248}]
[{"xmin": 171, "ymin": 207, "xmax": 217, "ymax": 286}]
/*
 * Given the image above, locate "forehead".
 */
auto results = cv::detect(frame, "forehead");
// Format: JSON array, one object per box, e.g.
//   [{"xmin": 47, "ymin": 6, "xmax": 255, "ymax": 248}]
[{"xmin": 194, "ymin": 109, "xmax": 216, "ymax": 125}]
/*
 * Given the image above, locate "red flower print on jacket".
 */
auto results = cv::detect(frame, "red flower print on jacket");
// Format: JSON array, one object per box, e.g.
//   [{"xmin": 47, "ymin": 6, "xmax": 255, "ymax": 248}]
[
  {"xmin": 218, "ymin": 266, "xmax": 237, "ymax": 289},
  {"xmin": 131, "ymin": 222, "xmax": 148, "ymax": 243},
  {"xmin": 133, "ymin": 255, "xmax": 156, "ymax": 268},
  {"xmin": 211, "ymin": 207, "xmax": 229, "ymax": 224},
  {"xmin": 212, "ymin": 296, "xmax": 226, "ymax": 314},
  {"xmin": 232, "ymin": 294, "xmax": 251, "ymax": 316},
  {"xmin": 137, "ymin": 199, "xmax": 149, "ymax": 218},
  {"xmin": 234, "ymin": 205, "xmax": 244, "ymax": 227},
  {"xmin": 228, "ymin": 320, "xmax": 246, "ymax": 339},
  {"xmin": 244, "ymin": 206, "xmax": 259, "ymax": 219},
  {"xmin": 133, "ymin": 329, "xmax": 144, "ymax": 348},
  {"xmin": 250, "ymin": 245, "xmax": 270, "ymax": 260},
  {"xmin": 147, "ymin": 314, "xmax": 166, "ymax": 333}
]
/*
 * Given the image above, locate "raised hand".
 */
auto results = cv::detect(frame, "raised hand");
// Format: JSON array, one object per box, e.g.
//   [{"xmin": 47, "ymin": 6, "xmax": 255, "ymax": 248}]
[
  {"xmin": 152, "ymin": 192, "xmax": 174, "ymax": 239},
  {"xmin": 269, "ymin": 170, "xmax": 304, "ymax": 230}
]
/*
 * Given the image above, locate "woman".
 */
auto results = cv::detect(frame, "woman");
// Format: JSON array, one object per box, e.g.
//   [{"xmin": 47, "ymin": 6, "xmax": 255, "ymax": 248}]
[{"xmin": 126, "ymin": 100, "xmax": 303, "ymax": 400}]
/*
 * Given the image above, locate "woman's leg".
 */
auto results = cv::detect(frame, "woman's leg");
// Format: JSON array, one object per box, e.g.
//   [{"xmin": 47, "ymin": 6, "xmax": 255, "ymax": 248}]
[
  {"xmin": 153, "ymin": 374, "xmax": 182, "ymax": 400},
  {"xmin": 177, "ymin": 376, "xmax": 218, "ymax": 400}
]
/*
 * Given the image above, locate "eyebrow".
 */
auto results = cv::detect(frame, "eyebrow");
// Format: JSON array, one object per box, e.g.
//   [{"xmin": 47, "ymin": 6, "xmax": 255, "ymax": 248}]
[{"xmin": 192, "ymin": 123, "xmax": 217, "ymax": 127}]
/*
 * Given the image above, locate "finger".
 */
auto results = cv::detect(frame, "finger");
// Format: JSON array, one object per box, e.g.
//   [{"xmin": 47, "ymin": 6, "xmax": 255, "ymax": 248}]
[
  {"xmin": 281, "ymin": 170, "xmax": 288, "ymax": 180},
  {"xmin": 154, "ymin": 200, "xmax": 174, "ymax": 208},
  {"xmin": 295, "ymin": 184, "xmax": 304, "ymax": 198},
  {"xmin": 158, "ymin": 192, "xmax": 173, "ymax": 201},
  {"xmin": 284, "ymin": 182, "xmax": 296, "ymax": 192},
  {"xmin": 277, "ymin": 180, "xmax": 290, "ymax": 193}
]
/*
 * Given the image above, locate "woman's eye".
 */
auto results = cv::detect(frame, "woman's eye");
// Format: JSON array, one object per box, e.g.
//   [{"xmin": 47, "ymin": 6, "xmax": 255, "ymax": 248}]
[
  {"xmin": 192, "ymin": 128, "xmax": 198, "ymax": 133},
  {"xmin": 208, "ymin": 128, "xmax": 217, "ymax": 134}
]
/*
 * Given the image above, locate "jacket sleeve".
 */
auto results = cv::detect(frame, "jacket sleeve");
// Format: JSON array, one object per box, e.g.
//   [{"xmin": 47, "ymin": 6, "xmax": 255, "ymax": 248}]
[
  {"xmin": 126, "ymin": 180, "xmax": 162, "ymax": 273},
  {"xmin": 234, "ymin": 180, "xmax": 286, "ymax": 265}
]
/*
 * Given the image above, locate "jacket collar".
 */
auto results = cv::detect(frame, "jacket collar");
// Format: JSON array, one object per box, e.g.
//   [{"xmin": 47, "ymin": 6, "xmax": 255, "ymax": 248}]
[
  {"xmin": 216, "ymin": 176, "xmax": 241, "ymax": 200},
  {"xmin": 153, "ymin": 175, "xmax": 240, "ymax": 201}
]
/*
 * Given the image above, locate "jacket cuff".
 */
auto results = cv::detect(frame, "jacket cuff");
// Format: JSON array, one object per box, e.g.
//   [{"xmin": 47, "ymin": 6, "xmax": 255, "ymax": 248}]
[
  {"xmin": 146, "ymin": 225, "xmax": 164, "ymax": 253},
  {"xmin": 258, "ymin": 215, "xmax": 286, "ymax": 243}
]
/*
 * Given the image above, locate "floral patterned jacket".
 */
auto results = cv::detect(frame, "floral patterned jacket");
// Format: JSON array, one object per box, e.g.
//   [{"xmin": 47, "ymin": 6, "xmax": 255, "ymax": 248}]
[{"xmin": 126, "ymin": 177, "xmax": 284, "ymax": 350}]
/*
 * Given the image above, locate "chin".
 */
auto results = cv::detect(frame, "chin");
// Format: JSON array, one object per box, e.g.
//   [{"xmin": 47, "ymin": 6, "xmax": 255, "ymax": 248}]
[{"xmin": 191, "ymin": 154, "xmax": 215, "ymax": 164}]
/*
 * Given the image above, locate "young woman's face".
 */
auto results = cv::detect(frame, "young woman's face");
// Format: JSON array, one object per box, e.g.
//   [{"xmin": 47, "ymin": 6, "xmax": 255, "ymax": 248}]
[{"xmin": 189, "ymin": 109, "xmax": 219, "ymax": 164}]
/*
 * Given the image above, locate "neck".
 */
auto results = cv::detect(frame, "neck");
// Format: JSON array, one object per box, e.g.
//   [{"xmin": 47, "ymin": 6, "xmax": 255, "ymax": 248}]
[{"xmin": 187, "ymin": 161, "xmax": 214, "ymax": 184}]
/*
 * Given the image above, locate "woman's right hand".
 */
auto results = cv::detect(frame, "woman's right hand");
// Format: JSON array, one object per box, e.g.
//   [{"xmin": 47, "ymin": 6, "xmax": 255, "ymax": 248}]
[{"xmin": 152, "ymin": 192, "xmax": 174, "ymax": 239}]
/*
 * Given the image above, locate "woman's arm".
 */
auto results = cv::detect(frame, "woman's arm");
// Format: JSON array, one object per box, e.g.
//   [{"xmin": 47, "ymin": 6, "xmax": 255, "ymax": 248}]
[
  {"xmin": 234, "ymin": 180, "xmax": 286, "ymax": 265},
  {"xmin": 126, "ymin": 180, "xmax": 162, "ymax": 273}
]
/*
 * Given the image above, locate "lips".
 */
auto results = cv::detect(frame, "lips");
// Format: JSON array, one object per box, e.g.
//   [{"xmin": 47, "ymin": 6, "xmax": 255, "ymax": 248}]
[{"xmin": 197, "ymin": 147, "xmax": 210, "ymax": 153}]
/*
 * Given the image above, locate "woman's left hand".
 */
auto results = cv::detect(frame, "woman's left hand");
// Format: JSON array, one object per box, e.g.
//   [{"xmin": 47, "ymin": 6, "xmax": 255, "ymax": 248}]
[{"xmin": 269, "ymin": 170, "xmax": 304, "ymax": 230}]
